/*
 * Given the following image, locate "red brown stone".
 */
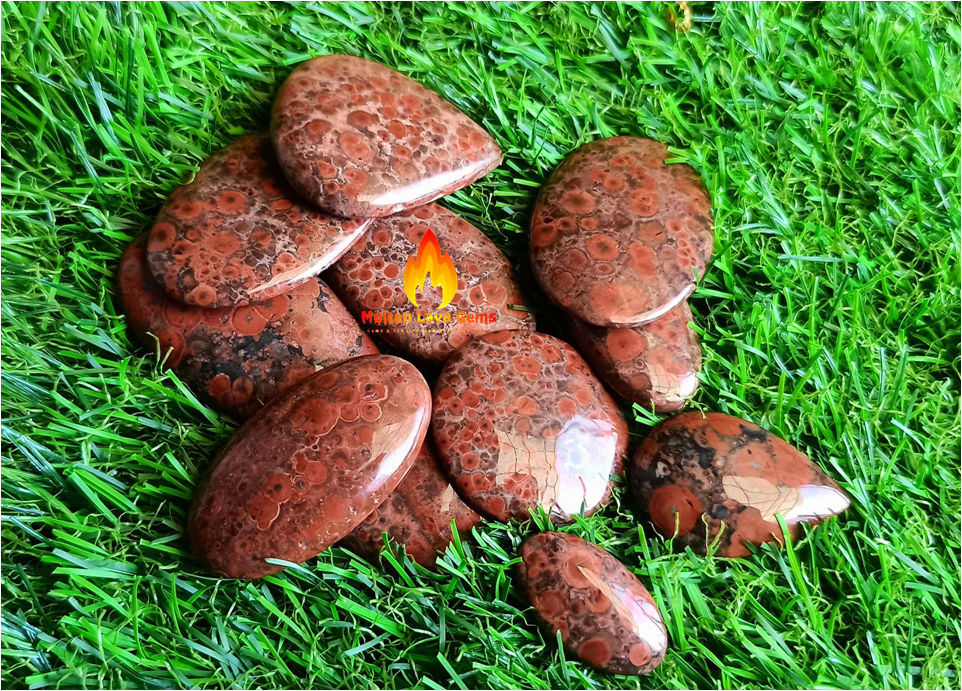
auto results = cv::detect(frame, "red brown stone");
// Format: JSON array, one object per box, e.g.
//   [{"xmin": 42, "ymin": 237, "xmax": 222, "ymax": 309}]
[
  {"xmin": 530, "ymin": 136, "xmax": 713, "ymax": 327},
  {"xmin": 567, "ymin": 302, "xmax": 701, "ymax": 413},
  {"xmin": 629, "ymin": 412, "xmax": 850, "ymax": 557},
  {"xmin": 327, "ymin": 203, "xmax": 535, "ymax": 362},
  {"xmin": 432, "ymin": 330, "xmax": 627, "ymax": 523},
  {"xmin": 270, "ymin": 55, "xmax": 502, "ymax": 218},
  {"xmin": 119, "ymin": 235, "xmax": 379, "ymax": 420},
  {"xmin": 519, "ymin": 532, "xmax": 667, "ymax": 675},
  {"xmin": 339, "ymin": 441, "xmax": 483, "ymax": 567},
  {"xmin": 147, "ymin": 134, "xmax": 370, "ymax": 308},
  {"xmin": 188, "ymin": 355, "xmax": 431, "ymax": 578}
]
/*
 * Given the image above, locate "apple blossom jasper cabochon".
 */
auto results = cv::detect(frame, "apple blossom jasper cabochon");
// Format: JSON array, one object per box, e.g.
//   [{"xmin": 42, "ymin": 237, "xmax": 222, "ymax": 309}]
[
  {"xmin": 327, "ymin": 203, "xmax": 535, "ymax": 362},
  {"xmin": 119, "ymin": 235, "xmax": 379, "ymax": 420},
  {"xmin": 519, "ymin": 532, "xmax": 668, "ymax": 675},
  {"xmin": 147, "ymin": 134, "xmax": 371, "ymax": 308},
  {"xmin": 270, "ymin": 55, "xmax": 502, "ymax": 218},
  {"xmin": 339, "ymin": 440, "xmax": 483, "ymax": 568},
  {"xmin": 432, "ymin": 330, "xmax": 627, "ymax": 523},
  {"xmin": 188, "ymin": 355, "xmax": 431, "ymax": 579},
  {"xmin": 567, "ymin": 302, "xmax": 701, "ymax": 413},
  {"xmin": 629, "ymin": 412, "xmax": 850, "ymax": 558},
  {"xmin": 530, "ymin": 136, "xmax": 713, "ymax": 327}
]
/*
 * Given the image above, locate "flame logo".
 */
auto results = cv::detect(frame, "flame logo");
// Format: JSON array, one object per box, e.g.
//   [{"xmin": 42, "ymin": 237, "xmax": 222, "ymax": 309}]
[{"xmin": 403, "ymin": 229, "xmax": 458, "ymax": 309}]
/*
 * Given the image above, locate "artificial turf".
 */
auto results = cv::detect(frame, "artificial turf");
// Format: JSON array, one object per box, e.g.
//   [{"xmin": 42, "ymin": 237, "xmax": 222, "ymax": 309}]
[{"xmin": 1, "ymin": 1, "xmax": 960, "ymax": 689}]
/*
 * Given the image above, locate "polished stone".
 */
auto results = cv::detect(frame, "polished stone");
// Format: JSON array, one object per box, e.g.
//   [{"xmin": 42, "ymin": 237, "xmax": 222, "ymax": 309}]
[
  {"xmin": 567, "ymin": 302, "xmax": 701, "ymax": 413},
  {"xmin": 530, "ymin": 136, "xmax": 713, "ymax": 327},
  {"xmin": 340, "ymin": 441, "xmax": 483, "ymax": 567},
  {"xmin": 519, "ymin": 532, "xmax": 667, "ymax": 675},
  {"xmin": 147, "ymin": 134, "xmax": 370, "ymax": 308},
  {"xmin": 271, "ymin": 55, "xmax": 502, "ymax": 218},
  {"xmin": 629, "ymin": 412, "xmax": 850, "ymax": 557},
  {"xmin": 432, "ymin": 330, "xmax": 627, "ymax": 522},
  {"xmin": 188, "ymin": 355, "xmax": 431, "ymax": 578},
  {"xmin": 119, "ymin": 235, "xmax": 379, "ymax": 420},
  {"xmin": 327, "ymin": 203, "xmax": 535, "ymax": 362}
]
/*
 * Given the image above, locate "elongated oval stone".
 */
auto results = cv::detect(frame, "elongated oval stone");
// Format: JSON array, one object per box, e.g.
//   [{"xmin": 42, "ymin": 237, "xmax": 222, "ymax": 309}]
[
  {"xmin": 147, "ymin": 134, "xmax": 371, "ymax": 308},
  {"xmin": 432, "ymin": 330, "xmax": 627, "ymax": 522},
  {"xmin": 567, "ymin": 302, "xmax": 701, "ymax": 413},
  {"xmin": 519, "ymin": 532, "xmax": 667, "ymax": 675},
  {"xmin": 327, "ymin": 203, "xmax": 535, "ymax": 362},
  {"xmin": 188, "ymin": 355, "xmax": 431, "ymax": 578},
  {"xmin": 629, "ymin": 412, "xmax": 850, "ymax": 557},
  {"xmin": 271, "ymin": 55, "xmax": 502, "ymax": 218},
  {"xmin": 339, "ymin": 441, "xmax": 483, "ymax": 567},
  {"xmin": 530, "ymin": 136, "xmax": 713, "ymax": 327},
  {"xmin": 119, "ymin": 235, "xmax": 379, "ymax": 420}
]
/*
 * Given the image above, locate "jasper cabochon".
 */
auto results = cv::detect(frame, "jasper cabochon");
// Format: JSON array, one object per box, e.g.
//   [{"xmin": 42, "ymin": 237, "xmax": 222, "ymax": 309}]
[
  {"xmin": 188, "ymin": 355, "xmax": 431, "ymax": 579},
  {"xmin": 519, "ymin": 532, "xmax": 667, "ymax": 675},
  {"xmin": 629, "ymin": 412, "xmax": 850, "ymax": 557},
  {"xmin": 147, "ymin": 134, "xmax": 370, "ymax": 308},
  {"xmin": 271, "ymin": 54, "xmax": 502, "ymax": 218},
  {"xmin": 119, "ymin": 235, "xmax": 379, "ymax": 420},
  {"xmin": 530, "ymin": 136, "xmax": 713, "ymax": 327},
  {"xmin": 328, "ymin": 203, "xmax": 535, "ymax": 362}
]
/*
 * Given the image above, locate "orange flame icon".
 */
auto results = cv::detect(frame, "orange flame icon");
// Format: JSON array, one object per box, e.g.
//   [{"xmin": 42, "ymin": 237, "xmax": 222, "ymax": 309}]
[{"xmin": 403, "ymin": 229, "xmax": 458, "ymax": 309}]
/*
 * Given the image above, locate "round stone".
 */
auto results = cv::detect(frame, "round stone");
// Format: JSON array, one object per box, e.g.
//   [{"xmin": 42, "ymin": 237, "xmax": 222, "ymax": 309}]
[
  {"xmin": 188, "ymin": 355, "xmax": 431, "ymax": 579},
  {"xmin": 530, "ymin": 136, "xmax": 713, "ymax": 327},
  {"xmin": 432, "ymin": 330, "xmax": 627, "ymax": 522},
  {"xmin": 271, "ymin": 55, "xmax": 502, "ymax": 218},
  {"xmin": 567, "ymin": 302, "xmax": 701, "ymax": 413},
  {"xmin": 147, "ymin": 134, "xmax": 370, "ymax": 308},
  {"xmin": 629, "ymin": 412, "xmax": 850, "ymax": 557},
  {"xmin": 119, "ymin": 234, "xmax": 379, "ymax": 420},
  {"xmin": 519, "ymin": 531, "xmax": 668, "ymax": 675},
  {"xmin": 327, "ymin": 203, "xmax": 536, "ymax": 362},
  {"xmin": 339, "ymin": 441, "xmax": 483, "ymax": 568}
]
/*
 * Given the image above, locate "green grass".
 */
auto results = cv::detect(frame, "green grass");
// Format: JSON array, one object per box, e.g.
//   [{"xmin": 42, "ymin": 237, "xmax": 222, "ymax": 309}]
[{"xmin": 2, "ymin": 1, "xmax": 960, "ymax": 688}]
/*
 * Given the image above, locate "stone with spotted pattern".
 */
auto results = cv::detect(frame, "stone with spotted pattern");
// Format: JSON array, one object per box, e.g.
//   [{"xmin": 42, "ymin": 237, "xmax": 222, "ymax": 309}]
[
  {"xmin": 147, "ymin": 134, "xmax": 370, "ymax": 308},
  {"xmin": 327, "ymin": 203, "xmax": 535, "ymax": 362},
  {"xmin": 519, "ymin": 532, "xmax": 667, "ymax": 675},
  {"xmin": 432, "ymin": 330, "xmax": 627, "ymax": 523},
  {"xmin": 271, "ymin": 55, "xmax": 502, "ymax": 218},
  {"xmin": 567, "ymin": 302, "xmax": 701, "ymax": 413},
  {"xmin": 119, "ymin": 235, "xmax": 379, "ymax": 420},
  {"xmin": 188, "ymin": 355, "xmax": 431, "ymax": 579},
  {"xmin": 530, "ymin": 136, "xmax": 713, "ymax": 327},
  {"xmin": 629, "ymin": 412, "xmax": 850, "ymax": 557},
  {"xmin": 339, "ymin": 441, "xmax": 483, "ymax": 568}
]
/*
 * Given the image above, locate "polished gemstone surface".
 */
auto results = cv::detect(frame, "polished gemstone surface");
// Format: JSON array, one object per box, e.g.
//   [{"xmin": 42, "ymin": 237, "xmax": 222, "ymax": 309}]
[
  {"xmin": 340, "ymin": 441, "xmax": 483, "ymax": 567},
  {"xmin": 519, "ymin": 532, "xmax": 667, "ymax": 675},
  {"xmin": 629, "ymin": 412, "xmax": 850, "ymax": 557},
  {"xmin": 568, "ymin": 302, "xmax": 701, "ymax": 413},
  {"xmin": 530, "ymin": 136, "xmax": 713, "ymax": 327},
  {"xmin": 271, "ymin": 55, "xmax": 502, "ymax": 218},
  {"xmin": 327, "ymin": 203, "xmax": 535, "ymax": 362},
  {"xmin": 119, "ymin": 235, "xmax": 379, "ymax": 419},
  {"xmin": 147, "ymin": 134, "xmax": 370, "ymax": 308},
  {"xmin": 188, "ymin": 355, "xmax": 431, "ymax": 578},
  {"xmin": 432, "ymin": 330, "xmax": 627, "ymax": 522}
]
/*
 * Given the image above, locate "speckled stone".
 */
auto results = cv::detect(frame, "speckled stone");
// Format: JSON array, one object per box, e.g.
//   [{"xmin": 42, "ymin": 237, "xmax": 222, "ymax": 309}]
[
  {"xmin": 432, "ymin": 330, "xmax": 627, "ymax": 523},
  {"xmin": 567, "ymin": 302, "xmax": 701, "ymax": 413},
  {"xmin": 147, "ymin": 134, "xmax": 371, "ymax": 308},
  {"xmin": 530, "ymin": 136, "xmax": 713, "ymax": 327},
  {"xmin": 629, "ymin": 412, "xmax": 850, "ymax": 557},
  {"xmin": 327, "ymin": 203, "xmax": 535, "ymax": 362},
  {"xmin": 339, "ymin": 441, "xmax": 483, "ymax": 567},
  {"xmin": 119, "ymin": 235, "xmax": 379, "ymax": 420},
  {"xmin": 270, "ymin": 55, "xmax": 502, "ymax": 218},
  {"xmin": 519, "ymin": 532, "xmax": 667, "ymax": 675},
  {"xmin": 188, "ymin": 355, "xmax": 431, "ymax": 579}
]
